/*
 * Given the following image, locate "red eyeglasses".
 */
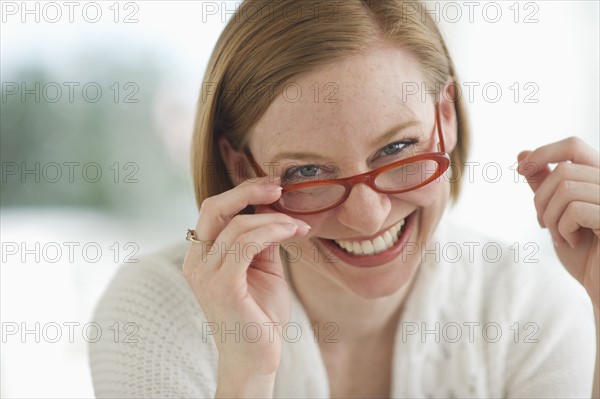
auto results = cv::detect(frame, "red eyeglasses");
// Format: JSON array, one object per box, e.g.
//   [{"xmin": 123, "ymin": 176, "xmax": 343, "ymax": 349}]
[{"xmin": 244, "ymin": 103, "xmax": 451, "ymax": 215}]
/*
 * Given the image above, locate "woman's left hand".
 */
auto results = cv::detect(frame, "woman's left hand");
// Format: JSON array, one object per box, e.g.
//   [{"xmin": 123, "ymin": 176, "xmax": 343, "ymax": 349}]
[{"xmin": 517, "ymin": 136, "xmax": 599, "ymax": 309}]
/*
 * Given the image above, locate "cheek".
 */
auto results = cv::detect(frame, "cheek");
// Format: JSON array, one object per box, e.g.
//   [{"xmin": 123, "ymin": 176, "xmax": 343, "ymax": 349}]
[
  {"xmin": 272, "ymin": 213, "xmax": 330, "ymax": 249},
  {"xmin": 278, "ymin": 215, "xmax": 327, "ymax": 262},
  {"xmin": 390, "ymin": 179, "xmax": 451, "ymax": 207},
  {"xmin": 295, "ymin": 213, "xmax": 330, "ymax": 236}
]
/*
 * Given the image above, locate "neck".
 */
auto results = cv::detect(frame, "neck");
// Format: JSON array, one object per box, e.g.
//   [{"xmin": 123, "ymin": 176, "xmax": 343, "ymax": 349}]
[{"xmin": 284, "ymin": 255, "xmax": 420, "ymax": 343}]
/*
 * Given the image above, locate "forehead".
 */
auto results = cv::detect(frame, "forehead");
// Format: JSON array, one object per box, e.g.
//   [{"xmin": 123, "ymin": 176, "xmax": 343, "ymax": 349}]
[{"xmin": 249, "ymin": 45, "xmax": 431, "ymax": 160}]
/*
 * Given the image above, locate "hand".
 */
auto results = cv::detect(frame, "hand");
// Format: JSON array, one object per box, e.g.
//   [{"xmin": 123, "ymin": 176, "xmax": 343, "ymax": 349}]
[
  {"xmin": 182, "ymin": 176, "xmax": 311, "ymax": 380},
  {"xmin": 517, "ymin": 136, "xmax": 599, "ymax": 308}
]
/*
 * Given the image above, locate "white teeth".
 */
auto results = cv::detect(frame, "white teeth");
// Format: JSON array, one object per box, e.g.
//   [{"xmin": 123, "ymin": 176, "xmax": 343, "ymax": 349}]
[
  {"xmin": 361, "ymin": 240, "xmax": 375, "ymax": 255},
  {"xmin": 372, "ymin": 236, "xmax": 386, "ymax": 254},
  {"xmin": 333, "ymin": 218, "xmax": 406, "ymax": 256},
  {"xmin": 382, "ymin": 231, "xmax": 394, "ymax": 247}
]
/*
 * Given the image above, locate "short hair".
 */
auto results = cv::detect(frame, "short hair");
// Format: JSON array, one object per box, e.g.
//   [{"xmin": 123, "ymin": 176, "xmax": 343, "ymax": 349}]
[{"xmin": 191, "ymin": 0, "xmax": 469, "ymax": 214}]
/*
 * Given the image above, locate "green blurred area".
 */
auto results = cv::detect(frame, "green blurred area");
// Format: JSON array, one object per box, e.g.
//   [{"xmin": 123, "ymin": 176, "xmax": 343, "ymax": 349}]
[{"xmin": 0, "ymin": 48, "xmax": 190, "ymax": 214}]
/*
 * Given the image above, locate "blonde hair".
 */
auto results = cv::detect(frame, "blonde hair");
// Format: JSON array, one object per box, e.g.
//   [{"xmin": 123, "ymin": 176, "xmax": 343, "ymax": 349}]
[{"xmin": 191, "ymin": 0, "xmax": 469, "ymax": 213}]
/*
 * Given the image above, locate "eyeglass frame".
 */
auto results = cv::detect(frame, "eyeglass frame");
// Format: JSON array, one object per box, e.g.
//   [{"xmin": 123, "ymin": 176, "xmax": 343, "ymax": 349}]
[{"xmin": 242, "ymin": 102, "xmax": 451, "ymax": 215}]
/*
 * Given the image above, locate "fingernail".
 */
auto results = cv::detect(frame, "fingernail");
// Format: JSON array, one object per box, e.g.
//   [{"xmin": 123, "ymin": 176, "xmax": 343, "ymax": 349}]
[
  {"xmin": 295, "ymin": 218, "xmax": 310, "ymax": 226},
  {"xmin": 283, "ymin": 223, "xmax": 298, "ymax": 231},
  {"xmin": 267, "ymin": 184, "xmax": 283, "ymax": 192},
  {"xmin": 552, "ymin": 236, "xmax": 561, "ymax": 247},
  {"xmin": 296, "ymin": 221, "xmax": 312, "ymax": 230},
  {"xmin": 519, "ymin": 155, "xmax": 531, "ymax": 169},
  {"xmin": 299, "ymin": 223, "xmax": 312, "ymax": 231}
]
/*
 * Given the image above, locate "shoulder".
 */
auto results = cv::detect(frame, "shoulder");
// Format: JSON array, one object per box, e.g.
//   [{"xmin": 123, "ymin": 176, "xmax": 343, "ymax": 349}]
[
  {"xmin": 89, "ymin": 241, "xmax": 218, "ymax": 398},
  {"xmin": 91, "ymin": 241, "xmax": 200, "ymax": 329}
]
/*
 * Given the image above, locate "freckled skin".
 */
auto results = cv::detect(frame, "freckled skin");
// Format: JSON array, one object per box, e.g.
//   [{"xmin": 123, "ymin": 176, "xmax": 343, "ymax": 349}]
[
  {"xmin": 248, "ymin": 43, "xmax": 458, "ymax": 299},
  {"xmin": 215, "ymin": 43, "xmax": 460, "ymax": 398}
]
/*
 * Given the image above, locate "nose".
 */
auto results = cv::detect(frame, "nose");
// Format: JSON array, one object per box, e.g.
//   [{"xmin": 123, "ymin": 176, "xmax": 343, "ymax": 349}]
[{"xmin": 335, "ymin": 183, "xmax": 391, "ymax": 236}]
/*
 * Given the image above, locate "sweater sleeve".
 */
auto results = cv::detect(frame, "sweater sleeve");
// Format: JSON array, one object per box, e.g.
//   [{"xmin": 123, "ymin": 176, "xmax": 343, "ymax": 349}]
[
  {"xmin": 388, "ymin": 223, "xmax": 598, "ymax": 398},
  {"xmin": 88, "ymin": 243, "xmax": 219, "ymax": 398},
  {"xmin": 499, "ymin": 256, "xmax": 597, "ymax": 398}
]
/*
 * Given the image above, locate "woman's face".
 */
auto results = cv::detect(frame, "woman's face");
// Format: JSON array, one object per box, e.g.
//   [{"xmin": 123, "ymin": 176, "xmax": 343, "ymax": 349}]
[{"xmin": 231, "ymin": 44, "xmax": 457, "ymax": 299}]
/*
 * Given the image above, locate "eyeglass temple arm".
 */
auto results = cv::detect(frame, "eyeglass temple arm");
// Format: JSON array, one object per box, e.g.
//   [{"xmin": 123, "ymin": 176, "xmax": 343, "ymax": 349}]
[
  {"xmin": 242, "ymin": 147, "xmax": 267, "ymax": 177},
  {"xmin": 435, "ymin": 102, "xmax": 446, "ymax": 153}
]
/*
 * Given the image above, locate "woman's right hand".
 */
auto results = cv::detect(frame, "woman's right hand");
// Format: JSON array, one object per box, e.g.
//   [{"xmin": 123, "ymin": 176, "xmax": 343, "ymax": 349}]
[{"xmin": 182, "ymin": 176, "xmax": 311, "ymax": 394}]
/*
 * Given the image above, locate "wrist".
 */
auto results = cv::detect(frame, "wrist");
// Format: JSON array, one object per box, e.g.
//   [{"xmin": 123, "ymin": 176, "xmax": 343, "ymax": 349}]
[{"xmin": 216, "ymin": 361, "xmax": 277, "ymax": 398}]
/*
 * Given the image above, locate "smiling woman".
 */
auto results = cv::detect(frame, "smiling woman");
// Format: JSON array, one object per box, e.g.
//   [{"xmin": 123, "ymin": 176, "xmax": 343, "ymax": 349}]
[{"xmin": 89, "ymin": 1, "xmax": 600, "ymax": 398}]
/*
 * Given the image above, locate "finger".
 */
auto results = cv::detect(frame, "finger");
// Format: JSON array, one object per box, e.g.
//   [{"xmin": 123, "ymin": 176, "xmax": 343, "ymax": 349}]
[
  {"xmin": 532, "ymin": 163, "xmax": 600, "ymax": 227},
  {"xmin": 255, "ymin": 204, "xmax": 280, "ymax": 215},
  {"xmin": 556, "ymin": 202, "xmax": 600, "ymax": 248},
  {"xmin": 517, "ymin": 161, "xmax": 552, "ymax": 193},
  {"xmin": 517, "ymin": 150, "xmax": 552, "ymax": 192},
  {"xmin": 219, "ymin": 223, "xmax": 305, "ymax": 282},
  {"xmin": 212, "ymin": 213, "xmax": 311, "ymax": 264},
  {"xmin": 542, "ymin": 181, "xmax": 600, "ymax": 246},
  {"xmin": 192, "ymin": 176, "xmax": 282, "ymax": 249},
  {"xmin": 522, "ymin": 136, "xmax": 599, "ymax": 175},
  {"xmin": 517, "ymin": 150, "xmax": 531, "ymax": 163},
  {"xmin": 183, "ymin": 176, "xmax": 282, "ymax": 275}
]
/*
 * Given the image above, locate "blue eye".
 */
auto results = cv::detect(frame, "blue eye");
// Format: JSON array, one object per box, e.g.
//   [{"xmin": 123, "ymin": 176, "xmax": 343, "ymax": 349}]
[
  {"xmin": 296, "ymin": 165, "xmax": 318, "ymax": 178},
  {"xmin": 282, "ymin": 164, "xmax": 336, "ymax": 184},
  {"xmin": 382, "ymin": 143, "xmax": 404, "ymax": 155},
  {"xmin": 379, "ymin": 140, "xmax": 417, "ymax": 158}
]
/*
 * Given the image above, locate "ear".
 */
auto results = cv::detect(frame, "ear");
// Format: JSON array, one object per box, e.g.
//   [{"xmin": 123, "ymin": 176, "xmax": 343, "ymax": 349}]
[
  {"xmin": 217, "ymin": 135, "xmax": 252, "ymax": 187},
  {"xmin": 438, "ymin": 79, "xmax": 458, "ymax": 153}
]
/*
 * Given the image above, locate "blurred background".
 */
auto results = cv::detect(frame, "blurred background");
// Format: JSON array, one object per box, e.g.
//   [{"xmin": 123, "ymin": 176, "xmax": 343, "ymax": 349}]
[{"xmin": 1, "ymin": 0, "xmax": 598, "ymax": 397}]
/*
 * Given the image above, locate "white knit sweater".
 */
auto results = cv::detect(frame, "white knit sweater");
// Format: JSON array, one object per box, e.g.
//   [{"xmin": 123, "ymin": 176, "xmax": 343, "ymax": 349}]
[{"xmin": 89, "ymin": 221, "xmax": 597, "ymax": 398}]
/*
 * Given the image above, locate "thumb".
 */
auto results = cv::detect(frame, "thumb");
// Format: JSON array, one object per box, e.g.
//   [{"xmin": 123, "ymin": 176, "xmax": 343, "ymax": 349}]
[
  {"xmin": 517, "ymin": 150, "xmax": 532, "ymax": 163},
  {"xmin": 251, "ymin": 242, "xmax": 286, "ymax": 279},
  {"xmin": 517, "ymin": 150, "xmax": 551, "ymax": 192}
]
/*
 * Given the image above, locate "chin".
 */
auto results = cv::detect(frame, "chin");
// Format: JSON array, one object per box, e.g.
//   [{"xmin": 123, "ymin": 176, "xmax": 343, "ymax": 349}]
[
  {"xmin": 339, "ymin": 261, "xmax": 420, "ymax": 299},
  {"xmin": 310, "ymin": 208, "xmax": 426, "ymax": 299}
]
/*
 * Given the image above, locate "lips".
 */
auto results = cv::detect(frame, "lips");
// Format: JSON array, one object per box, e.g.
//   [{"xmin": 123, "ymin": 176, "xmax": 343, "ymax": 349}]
[{"xmin": 315, "ymin": 210, "xmax": 417, "ymax": 268}]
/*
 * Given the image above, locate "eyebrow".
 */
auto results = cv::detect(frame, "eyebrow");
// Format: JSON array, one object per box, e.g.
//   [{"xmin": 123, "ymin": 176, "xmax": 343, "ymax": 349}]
[
  {"xmin": 370, "ymin": 120, "xmax": 422, "ymax": 148},
  {"xmin": 270, "ymin": 120, "xmax": 422, "ymax": 162}
]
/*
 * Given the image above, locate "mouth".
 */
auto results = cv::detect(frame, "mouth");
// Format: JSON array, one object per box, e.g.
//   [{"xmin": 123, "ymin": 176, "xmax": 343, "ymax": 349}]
[{"xmin": 315, "ymin": 210, "xmax": 418, "ymax": 268}]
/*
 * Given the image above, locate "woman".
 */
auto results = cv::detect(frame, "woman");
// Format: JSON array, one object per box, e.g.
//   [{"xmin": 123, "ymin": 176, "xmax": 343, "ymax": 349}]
[{"xmin": 90, "ymin": 0, "xmax": 599, "ymax": 397}]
